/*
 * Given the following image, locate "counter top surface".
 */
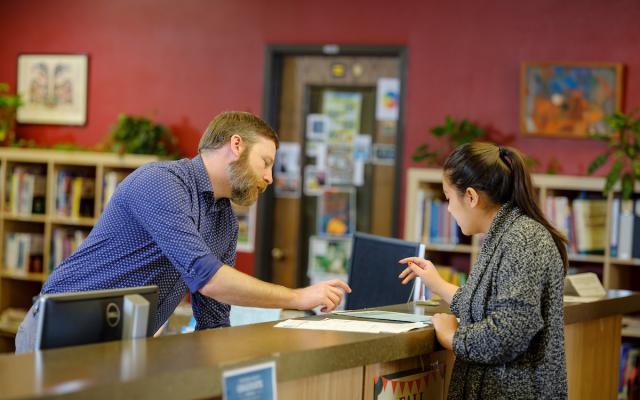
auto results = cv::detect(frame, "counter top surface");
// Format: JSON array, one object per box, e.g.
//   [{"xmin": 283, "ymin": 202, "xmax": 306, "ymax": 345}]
[{"xmin": 1, "ymin": 290, "xmax": 638, "ymax": 399}]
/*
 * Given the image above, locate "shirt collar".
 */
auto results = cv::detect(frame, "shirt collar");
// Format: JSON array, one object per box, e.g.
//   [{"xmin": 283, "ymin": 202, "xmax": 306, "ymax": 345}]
[{"xmin": 191, "ymin": 154, "xmax": 230, "ymax": 212}]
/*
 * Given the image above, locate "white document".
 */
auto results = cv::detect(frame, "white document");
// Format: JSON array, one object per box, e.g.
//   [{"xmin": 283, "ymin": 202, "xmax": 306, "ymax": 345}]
[
  {"xmin": 332, "ymin": 310, "xmax": 432, "ymax": 323},
  {"xmin": 563, "ymin": 295, "xmax": 603, "ymax": 303},
  {"xmin": 564, "ymin": 272, "xmax": 607, "ymax": 298},
  {"xmin": 274, "ymin": 318, "xmax": 427, "ymax": 334}
]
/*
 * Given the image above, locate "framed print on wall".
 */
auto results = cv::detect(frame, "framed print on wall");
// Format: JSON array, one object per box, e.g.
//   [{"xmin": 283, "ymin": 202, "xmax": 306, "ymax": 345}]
[
  {"xmin": 520, "ymin": 62, "xmax": 623, "ymax": 138},
  {"xmin": 16, "ymin": 54, "xmax": 89, "ymax": 125}
]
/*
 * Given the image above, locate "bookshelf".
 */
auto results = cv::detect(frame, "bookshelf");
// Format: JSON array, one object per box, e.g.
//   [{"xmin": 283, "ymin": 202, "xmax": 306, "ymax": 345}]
[
  {"xmin": 0, "ymin": 147, "xmax": 158, "ymax": 337},
  {"xmin": 404, "ymin": 167, "xmax": 640, "ymax": 293}
]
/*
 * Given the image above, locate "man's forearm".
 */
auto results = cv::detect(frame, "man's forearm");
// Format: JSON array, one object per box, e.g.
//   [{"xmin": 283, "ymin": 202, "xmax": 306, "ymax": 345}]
[{"xmin": 198, "ymin": 265, "xmax": 300, "ymax": 309}]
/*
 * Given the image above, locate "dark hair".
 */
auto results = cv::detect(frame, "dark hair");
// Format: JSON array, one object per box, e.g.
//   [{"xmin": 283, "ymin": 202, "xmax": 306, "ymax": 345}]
[
  {"xmin": 443, "ymin": 142, "xmax": 568, "ymax": 273},
  {"xmin": 198, "ymin": 111, "xmax": 279, "ymax": 152}
]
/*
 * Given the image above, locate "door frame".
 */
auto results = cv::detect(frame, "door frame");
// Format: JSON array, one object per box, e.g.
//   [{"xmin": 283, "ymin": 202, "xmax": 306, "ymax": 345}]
[{"xmin": 256, "ymin": 44, "xmax": 408, "ymax": 282}]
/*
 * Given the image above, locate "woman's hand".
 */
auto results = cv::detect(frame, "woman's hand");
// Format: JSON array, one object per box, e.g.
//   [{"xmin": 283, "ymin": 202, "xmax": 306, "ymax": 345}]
[
  {"xmin": 398, "ymin": 257, "xmax": 444, "ymax": 289},
  {"xmin": 432, "ymin": 313, "xmax": 459, "ymax": 350},
  {"xmin": 398, "ymin": 257, "xmax": 460, "ymax": 304}
]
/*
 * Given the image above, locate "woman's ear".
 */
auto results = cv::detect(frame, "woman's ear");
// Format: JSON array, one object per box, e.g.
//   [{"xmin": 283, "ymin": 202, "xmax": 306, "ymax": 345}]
[{"xmin": 465, "ymin": 187, "xmax": 480, "ymax": 208}]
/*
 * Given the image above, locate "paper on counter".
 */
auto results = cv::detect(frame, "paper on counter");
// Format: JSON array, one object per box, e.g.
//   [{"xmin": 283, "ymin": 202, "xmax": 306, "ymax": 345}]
[
  {"xmin": 332, "ymin": 310, "xmax": 432, "ymax": 323},
  {"xmin": 563, "ymin": 295, "xmax": 603, "ymax": 303},
  {"xmin": 274, "ymin": 318, "xmax": 428, "ymax": 334}
]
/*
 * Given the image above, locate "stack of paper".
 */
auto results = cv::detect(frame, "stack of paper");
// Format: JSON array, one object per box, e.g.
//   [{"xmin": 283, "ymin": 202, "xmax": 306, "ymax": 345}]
[{"xmin": 274, "ymin": 318, "xmax": 427, "ymax": 334}]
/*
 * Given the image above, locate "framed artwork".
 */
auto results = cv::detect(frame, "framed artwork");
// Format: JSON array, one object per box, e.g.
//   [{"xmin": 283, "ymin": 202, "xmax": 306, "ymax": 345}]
[
  {"xmin": 307, "ymin": 235, "xmax": 352, "ymax": 276},
  {"xmin": 306, "ymin": 113, "xmax": 330, "ymax": 141},
  {"xmin": 322, "ymin": 90, "xmax": 362, "ymax": 144},
  {"xmin": 231, "ymin": 202, "xmax": 257, "ymax": 253},
  {"xmin": 317, "ymin": 187, "xmax": 356, "ymax": 237},
  {"xmin": 372, "ymin": 143, "xmax": 396, "ymax": 165},
  {"xmin": 520, "ymin": 62, "xmax": 622, "ymax": 137},
  {"xmin": 16, "ymin": 54, "xmax": 89, "ymax": 125},
  {"xmin": 273, "ymin": 142, "xmax": 301, "ymax": 198}
]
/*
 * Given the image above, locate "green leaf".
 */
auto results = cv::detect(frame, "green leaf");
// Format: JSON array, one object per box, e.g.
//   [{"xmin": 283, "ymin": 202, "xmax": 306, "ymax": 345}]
[
  {"xmin": 587, "ymin": 153, "xmax": 610, "ymax": 175},
  {"xmin": 604, "ymin": 159, "xmax": 623, "ymax": 194},
  {"xmin": 622, "ymin": 173, "xmax": 634, "ymax": 200},
  {"xmin": 633, "ymin": 159, "xmax": 640, "ymax": 176}
]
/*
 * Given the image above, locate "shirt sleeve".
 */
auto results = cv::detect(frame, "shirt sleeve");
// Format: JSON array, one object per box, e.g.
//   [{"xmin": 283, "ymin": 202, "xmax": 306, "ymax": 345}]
[
  {"xmin": 451, "ymin": 233, "xmax": 545, "ymax": 365},
  {"xmin": 191, "ymin": 291, "xmax": 231, "ymax": 330},
  {"xmin": 449, "ymin": 286, "xmax": 463, "ymax": 317},
  {"xmin": 221, "ymin": 217, "xmax": 239, "ymax": 266},
  {"xmin": 124, "ymin": 166, "xmax": 223, "ymax": 292}
]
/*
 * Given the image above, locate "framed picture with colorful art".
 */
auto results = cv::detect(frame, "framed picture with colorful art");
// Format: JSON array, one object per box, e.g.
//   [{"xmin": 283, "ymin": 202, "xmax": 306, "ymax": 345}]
[
  {"xmin": 520, "ymin": 62, "xmax": 623, "ymax": 138},
  {"xmin": 317, "ymin": 187, "xmax": 356, "ymax": 237},
  {"xmin": 16, "ymin": 53, "xmax": 89, "ymax": 125}
]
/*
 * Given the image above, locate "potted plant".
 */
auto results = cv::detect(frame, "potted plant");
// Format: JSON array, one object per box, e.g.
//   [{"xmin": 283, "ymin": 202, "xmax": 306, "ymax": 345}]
[
  {"xmin": 412, "ymin": 115, "xmax": 486, "ymax": 166},
  {"xmin": 109, "ymin": 114, "xmax": 180, "ymax": 158},
  {"xmin": 587, "ymin": 110, "xmax": 640, "ymax": 199},
  {"xmin": 0, "ymin": 83, "xmax": 22, "ymax": 146}
]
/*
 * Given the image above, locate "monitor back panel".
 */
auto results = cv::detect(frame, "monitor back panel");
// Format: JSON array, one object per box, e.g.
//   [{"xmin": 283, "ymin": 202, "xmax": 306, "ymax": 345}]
[
  {"xmin": 345, "ymin": 233, "xmax": 422, "ymax": 310},
  {"xmin": 38, "ymin": 287, "xmax": 158, "ymax": 350}
]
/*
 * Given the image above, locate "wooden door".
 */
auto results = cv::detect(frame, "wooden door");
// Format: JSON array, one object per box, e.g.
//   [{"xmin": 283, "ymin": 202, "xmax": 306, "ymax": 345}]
[{"xmin": 262, "ymin": 51, "xmax": 404, "ymax": 288}]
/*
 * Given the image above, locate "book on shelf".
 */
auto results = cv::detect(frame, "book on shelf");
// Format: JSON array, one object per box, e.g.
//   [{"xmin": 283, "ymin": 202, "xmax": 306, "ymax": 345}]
[
  {"xmin": 102, "ymin": 170, "xmax": 129, "ymax": 209},
  {"xmin": 50, "ymin": 228, "xmax": 88, "ymax": 271},
  {"xmin": 55, "ymin": 171, "xmax": 95, "ymax": 218},
  {"xmin": 7, "ymin": 167, "xmax": 46, "ymax": 215},
  {"xmin": 414, "ymin": 187, "xmax": 461, "ymax": 246},
  {"xmin": 426, "ymin": 266, "xmax": 467, "ymax": 300},
  {"xmin": 619, "ymin": 341, "xmax": 640, "ymax": 400},
  {"xmin": 572, "ymin": 198, "xmax": 607, "ymax": 255},
  {"xmin": 544, "ymin": 196, "xmax": 607, "ymax": 256},
  {"xmin": 614, "ymin": 199, "xmax": 640, "ymax": 260},
  {"xmin": 3, "ymin": 232, "xmax": 44, "ymax": 275}
]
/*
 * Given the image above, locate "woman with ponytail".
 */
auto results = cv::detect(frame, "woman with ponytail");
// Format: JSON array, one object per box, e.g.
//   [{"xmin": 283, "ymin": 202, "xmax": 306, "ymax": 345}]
[{"xmin": 399, "ymin": 142, "xmax": 568, "ymax": 399}]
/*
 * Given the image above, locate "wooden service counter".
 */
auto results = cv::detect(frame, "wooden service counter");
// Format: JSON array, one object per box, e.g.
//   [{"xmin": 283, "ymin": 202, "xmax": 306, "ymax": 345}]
[{"xmin": 1, "ymin": 290, "xmax": 639, "ymax": 400}]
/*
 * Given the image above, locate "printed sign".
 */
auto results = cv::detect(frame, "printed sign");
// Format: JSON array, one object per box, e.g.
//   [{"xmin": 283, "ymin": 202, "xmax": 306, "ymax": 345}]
[{"xmin": 223, "ymin": 361, "xmax": 277, "ymax": 400}]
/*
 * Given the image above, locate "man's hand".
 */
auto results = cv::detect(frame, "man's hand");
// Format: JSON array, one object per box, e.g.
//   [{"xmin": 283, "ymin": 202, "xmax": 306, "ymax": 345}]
[
  {"xmin": 432, "ymin": 313, "xmax": 459, "ymax": 350},
  {"xmin": 292, "ymin": 280, "xmax": 352, "ymax": 312}
]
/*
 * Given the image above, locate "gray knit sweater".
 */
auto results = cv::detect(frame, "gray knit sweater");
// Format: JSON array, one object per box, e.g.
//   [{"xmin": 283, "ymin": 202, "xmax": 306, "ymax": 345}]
[{"xmin": 448, "ymin": 204, "xmax": 567, "ymax": 399}]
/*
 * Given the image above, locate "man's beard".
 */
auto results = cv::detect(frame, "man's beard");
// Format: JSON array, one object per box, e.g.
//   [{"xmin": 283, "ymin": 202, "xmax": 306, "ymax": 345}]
[{"xmin": 227, "ymin": 150, "xmax": 265, "ymax": 206}]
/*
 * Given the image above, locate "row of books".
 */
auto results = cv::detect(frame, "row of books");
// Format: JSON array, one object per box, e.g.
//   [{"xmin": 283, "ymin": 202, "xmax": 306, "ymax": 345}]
[
  {"xmin": 610, "ymin": 199, "xmax": 640, "ymax": 259},
  {"xmin": 55, "ymin": 171, "xmax": 95, "ymax": 218},
  {"xmin": 6, "ymin": 167, "xmax": 46, "ymax": 215},
  {"xmin": 543, "ymin": 196, "xmax": 640, "ymax": 259},
  {"xmin": 4, "ymin": 233, "xmax": 44, "ymax": 274},
  {"xmin": 50, "ymin": 228, "xmax": 88, "ymax": 271},
  {"xmin": 414, "ymin": 189, "xmax": 462, "ymax": 245},
  {"xmin": 620, "ymin": 339, "xmax": 640, "ymax": 400},
  {"xmin": 544, "ymin": 196, "xmax": 607, "ymax": 256}
]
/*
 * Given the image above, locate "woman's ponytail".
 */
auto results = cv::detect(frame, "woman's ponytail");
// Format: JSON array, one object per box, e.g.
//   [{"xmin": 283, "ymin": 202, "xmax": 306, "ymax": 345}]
[
  {"xmin": 502, "ymin": 148, "xmax": 569, "ymax": 274},
  {"xmin": 444, "ymin": 143, "xmax": 569, "ymax": 274}
]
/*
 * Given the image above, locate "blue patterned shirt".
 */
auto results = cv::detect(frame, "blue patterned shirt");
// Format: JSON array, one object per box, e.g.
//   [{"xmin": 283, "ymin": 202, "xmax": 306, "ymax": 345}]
[{"xmin": 42, "ymin": 155, "xmax": 238, "ymax": 331}]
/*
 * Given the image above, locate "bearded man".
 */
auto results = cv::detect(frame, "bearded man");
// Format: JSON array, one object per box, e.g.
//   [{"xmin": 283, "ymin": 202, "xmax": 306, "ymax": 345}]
[{"xmin": 15, "ymin": 111, "xmax": 350, "ymax": 353}]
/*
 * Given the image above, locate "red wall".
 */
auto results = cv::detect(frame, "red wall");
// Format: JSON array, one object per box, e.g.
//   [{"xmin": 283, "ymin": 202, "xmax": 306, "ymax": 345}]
[{"xmin": 2, "ymin": 0, "xmax": 639, "ymax": 275}]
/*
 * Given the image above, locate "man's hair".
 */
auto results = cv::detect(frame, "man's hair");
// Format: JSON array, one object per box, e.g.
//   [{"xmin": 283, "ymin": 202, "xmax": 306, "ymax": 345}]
[{"xmin": 198, "ymin": 111, "xmax": 279, "ymax": 152}]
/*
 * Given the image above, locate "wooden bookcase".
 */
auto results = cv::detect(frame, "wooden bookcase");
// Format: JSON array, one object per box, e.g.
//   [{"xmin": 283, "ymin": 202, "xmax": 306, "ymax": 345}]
[
  {"xmin": 0, "ymin": 147, "xmax": 158, "ymax": 339},
  {"xmin": 403, "ymin": 167, "xmax": 640, "ymax": 292}
]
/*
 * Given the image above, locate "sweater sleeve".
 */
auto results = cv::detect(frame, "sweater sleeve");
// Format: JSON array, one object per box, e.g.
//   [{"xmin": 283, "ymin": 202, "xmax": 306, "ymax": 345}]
[{"xmin": 452, "ymin": 233, "xmax": 545, "ymax": 364}]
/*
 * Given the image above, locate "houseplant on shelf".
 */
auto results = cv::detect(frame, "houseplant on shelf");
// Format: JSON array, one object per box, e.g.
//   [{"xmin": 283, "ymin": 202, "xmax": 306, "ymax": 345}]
[
  {"xmin": 587, "ymin": 110, "xmax": 640, "ymax": 200},
  {"xmin": 108, "ymin": 114, "xmax": 180, "ymax": 158},
  {"xmin": 412, "ymin": 115, "xmax": 544, "ymax": 171},
  {"xmin": 412, "ymin": 115, "xmax": 486, "ymax": 166},
  {"xmin": 0, "ymin": 83, "xmax": 22, "ymax": 146}
]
